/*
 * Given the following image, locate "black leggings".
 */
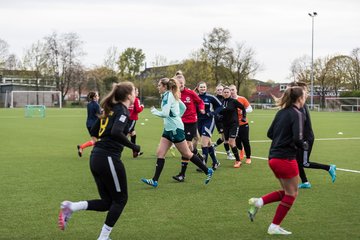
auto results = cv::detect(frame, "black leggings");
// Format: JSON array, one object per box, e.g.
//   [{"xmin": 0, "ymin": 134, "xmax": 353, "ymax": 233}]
[
  {"xmin": 87, "ymin": 152, "xmax": 128, "ymax": 227},
  {"xmin": 236, "ymin": 124, "xmax": 251, "ymax": 158}
]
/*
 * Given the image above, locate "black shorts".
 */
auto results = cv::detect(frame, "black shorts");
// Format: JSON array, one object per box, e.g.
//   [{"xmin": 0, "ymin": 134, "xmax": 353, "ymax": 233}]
[
  {"xmin": 215, "ymin": 120, "xmax": 224, "ymax": 134},
  {"xmin": 184, "ymin": 122, "xmax": 198, "ymax": 141},
  {"xmin": 128, "ymin": 120, "xmax": 137, "ymax": 133},
  {"xmin": 223, "ymin": 124, "xmax": 239, "ymax": 141}
]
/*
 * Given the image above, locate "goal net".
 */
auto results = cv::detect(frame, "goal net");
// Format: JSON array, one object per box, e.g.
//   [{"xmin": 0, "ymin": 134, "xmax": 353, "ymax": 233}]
[
  {"xmin": 10, "ymin": 91, "xmax": 62, "ymax": 108},
  {"xmin": 325, "ymin": 97, "xmax": 360, "ymax": 112}
]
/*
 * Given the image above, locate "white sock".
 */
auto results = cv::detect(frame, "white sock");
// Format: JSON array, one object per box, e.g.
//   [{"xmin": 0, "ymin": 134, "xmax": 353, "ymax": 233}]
[
  {"xmin": 256, "ymin": 198, "xmax": 264, "ymax": 208},
  {"xmin": 98, "ymin": 224, "xmax": 112, "ymax": 240},
  {"xmin": 70, "ymin": 201, "xmax": 88, "ymax": 212}
]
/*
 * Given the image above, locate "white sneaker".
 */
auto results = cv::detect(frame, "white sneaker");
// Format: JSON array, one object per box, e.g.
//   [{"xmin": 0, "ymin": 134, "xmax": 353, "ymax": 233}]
[
  {"xmin": 58, "ymin": 201, "xmax": 73, "ymax": 230},
  {"xmin": 227, "ymin": 153, "xmax": 235, "ymax": 160},
  {"xmin": 267, "ymin": 225, "xmax": 292, "ymax": 235}
]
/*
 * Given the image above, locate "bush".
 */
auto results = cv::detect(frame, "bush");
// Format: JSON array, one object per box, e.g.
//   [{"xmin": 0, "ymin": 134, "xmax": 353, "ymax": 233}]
[{"xmin": 340, "ymin": 90, "xmax": 360, "ymax": 97}]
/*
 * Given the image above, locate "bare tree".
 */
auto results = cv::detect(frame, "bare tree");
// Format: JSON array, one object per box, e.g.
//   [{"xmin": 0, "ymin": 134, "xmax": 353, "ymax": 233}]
[
  {"xmin": 289, "ymin": 55, "xmax": 311, "ymax": 83},
  {"xmin": 349, "ymin": 48, "xmax": 360, "ymax": 90},
  {"xmin": 0, "ymin": 38, "xmax": 9, "ymax": 68},
  {"xmin": 103, "ymin": 46, "xmax": 119, "ymax": 72},
  {"xmin": 202, "ymin": 27, "xmax": 232, "ymax": 85}
]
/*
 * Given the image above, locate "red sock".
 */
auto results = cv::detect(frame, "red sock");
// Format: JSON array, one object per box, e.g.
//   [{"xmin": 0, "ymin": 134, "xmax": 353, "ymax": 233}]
[
  {"xmin": 262, "ymin": 190, "xmax": 285, "ymax": 205},
  {"xmin": 80, "ymin": 140, "xmax": 94, "ymax": 149},
  {"xmin": 272, "ymin": 195, "xmax": 296, "ymax": 225}
]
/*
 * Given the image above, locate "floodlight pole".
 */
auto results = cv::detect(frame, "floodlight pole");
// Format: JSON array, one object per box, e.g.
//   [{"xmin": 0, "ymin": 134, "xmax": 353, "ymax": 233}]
[{"xmin": 309, "ymin": 12, "xmax": 317, "ymax": 110}]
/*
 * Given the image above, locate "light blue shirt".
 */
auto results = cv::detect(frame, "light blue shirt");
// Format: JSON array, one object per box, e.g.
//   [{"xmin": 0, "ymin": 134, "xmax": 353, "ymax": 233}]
[{"xmin": 151, "ymin": 91, "xmax": 186, "ymax": 131}]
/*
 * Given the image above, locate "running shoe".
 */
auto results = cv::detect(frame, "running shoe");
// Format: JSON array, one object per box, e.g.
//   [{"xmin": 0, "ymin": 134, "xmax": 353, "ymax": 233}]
[
  {"xmin": 329, "ymin": 164, "xmax": 336, "ymax": 183},
  {"xmin": 77, "ymin": 145, "xmax": 82, "ymax": 157},
  {"xmin": 141, "ymin": 178, "xmax": 158, "ymax": 188},
  {"xmin": 233, "ymin": 161, "xmax": 242, "ymax": 168},
  {"xmin": 267, "ymin": 225, "xmax": 292, "ymax": 235},
  {"xmin": 58, "ymin": 201, "xmax": 73, "ymax": 230},
  {"xmin": 298, "ymin": 182, "xmax": 312, "ymax": 189},
  {"xmin": 172, "ymin": 174, "xmax": 185, "ymax": 182},
  {"xmin": 227, "ymin": 153, "xmax": 236, "ymax": 160},
  {"xmin": 204, "ymin": 168, "xmax": 214, "ymax": 184},
  {"xmin": 245, "ymin": 158, "xmax": 251, "ymax": 164},
  {"xmin": 248, "ymin": 198, "xmax": 259, "ymax": 222},
  {"xmin": 240, "ymin": 149, "xmax": 245, "ymax": 160},
  {"xmin": 212, "ymin": 161, "xmax": 221, "ymax": 171}
]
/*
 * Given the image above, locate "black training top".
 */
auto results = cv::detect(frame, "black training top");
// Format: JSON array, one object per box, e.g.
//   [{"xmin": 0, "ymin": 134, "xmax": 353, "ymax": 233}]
[
  {"xmin": 90, "ymin": 103, "xmax": 138, "ymax": 157},
  {"xmin": 302, "ymin": 104, "xmax": 315, "ymax": 143},
  {"xmin": 267, "ymin": 105, "xmax": 305, "ymax": 159},
  {"xmin": 219, "ymin": 97, "xmax": 246, "ymax": 126}
]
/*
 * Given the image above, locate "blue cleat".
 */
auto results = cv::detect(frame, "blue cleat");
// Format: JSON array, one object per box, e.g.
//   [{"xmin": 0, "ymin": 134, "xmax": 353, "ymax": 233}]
[
  {"xmin": 141, "ymin": 178, "xmax": 158, "ymax": 188},
  {"xmin": 205, "ymin": 168, "xmax": 214, "ymax": 184},
  {"xmin": 329, "ymin": 164, "xmax": 336, "ymax": 183},
  {"xmin": 298, "ymin": 182, "xmax": 312, "ymax": 189}
]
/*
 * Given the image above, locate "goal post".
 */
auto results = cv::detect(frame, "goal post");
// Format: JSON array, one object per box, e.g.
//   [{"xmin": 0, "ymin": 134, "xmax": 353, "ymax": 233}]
[{"xmin": 10, "ymin": 91, "xmax": 62, "ymax": 108}]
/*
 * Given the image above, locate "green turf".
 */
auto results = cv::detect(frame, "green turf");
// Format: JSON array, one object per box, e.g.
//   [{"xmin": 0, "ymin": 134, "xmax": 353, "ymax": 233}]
[{"xmin": 0, "ymin": 108, "xmax": 359, "ymax": 239}]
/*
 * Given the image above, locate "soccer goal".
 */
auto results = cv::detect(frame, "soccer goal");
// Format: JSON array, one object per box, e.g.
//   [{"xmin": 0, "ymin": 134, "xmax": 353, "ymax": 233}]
[
  {"xmin": 10, "ymin": 91, "xmax": 62, "ymax": 108},
  {"xmin": 325, "ymin": 97, "xmax": 360, "ymax": 112}
]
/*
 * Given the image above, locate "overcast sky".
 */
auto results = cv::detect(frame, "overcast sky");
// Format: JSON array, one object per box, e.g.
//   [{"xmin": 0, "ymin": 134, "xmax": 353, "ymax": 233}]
[{"xmin": 1, "ymin": 0, "xmax": 359, "ymax": 82}]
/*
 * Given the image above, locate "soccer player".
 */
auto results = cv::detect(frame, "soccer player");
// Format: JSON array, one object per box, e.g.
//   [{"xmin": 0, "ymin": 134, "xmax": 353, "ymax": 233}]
[
  {"xmin": 247, "ymin": 86, "xmax": 307, "ymax": 235},
  {"xmin": 218, "ymin": 86, "xmax": 247, "ymax": 168},
  {"xmin": 172, "ymin": 73, "xmax": 206, "ymax": 182},
  {"xmin": 289, "ymin": 82, "xmax": 336, "ymax": 188},
  {"xmin": 212, "ymin": 84, "xmax": 236, "ymax": 160},
  {"xmin": 229, "ymin": 85, "xmax": 253, "ymax": 164},
  {"xmin": 77, "ymin": 91, "xmax": 101, "ymax": 157},
  {"xmin": 59, "ymin": 82, "xmax": 141, "ymax": 240},
  {"xmin": 141, "ymin": 78, "xmax": 214, "ymax": 188},
  {"xmin": 128, "ymin": 87, "xmax": 144, "ymax": 158},
  {"xmin": 197, "ymin": 81, "xmax": 222, "ymax": 169}
]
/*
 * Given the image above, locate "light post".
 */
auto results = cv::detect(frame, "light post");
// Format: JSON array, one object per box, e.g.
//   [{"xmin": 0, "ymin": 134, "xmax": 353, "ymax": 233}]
[{"xmin": 308, "ymin": 11, "xmax": 317, "ymax": 109}]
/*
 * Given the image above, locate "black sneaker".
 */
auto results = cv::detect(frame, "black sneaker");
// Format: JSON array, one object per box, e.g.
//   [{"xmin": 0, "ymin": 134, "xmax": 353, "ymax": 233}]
[
  {"xmin": 172, "ymin": 174, "xmax": 185, "ymax": 182},
  {"xmin": 212, "ymin": 161, "xmax": 220, "ymax": 171}
]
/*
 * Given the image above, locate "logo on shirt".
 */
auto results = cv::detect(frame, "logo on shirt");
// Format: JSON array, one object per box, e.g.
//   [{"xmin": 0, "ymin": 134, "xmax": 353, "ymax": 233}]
[{"xmin": 119, "ymin": 115, "xmax": 127, "ymax": 122}]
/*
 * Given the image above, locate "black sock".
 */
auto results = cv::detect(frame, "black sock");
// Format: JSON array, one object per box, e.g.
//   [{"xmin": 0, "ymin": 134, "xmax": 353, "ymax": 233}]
[
  {"xmin": 224, "ymin": 143, "xmax": 230, "ymax": 152},
  {"xmin": 190, "ymin": 154, "xmax": 208, "ymax": 174},
  {"xmin": 306, "ymin": 162, "xmax": 330, "ymax": 171},
  {"xmin": 208, "ymin": 146, "xmax": 217, "ymax": 164},
  {"xmin": 216, "ymin": 138, "xmax": 224, "ymax": 146},
  {"xmin": 153, "ymin": 158, "xmax": 165, "ymax": 181},
  {"xmin": 192, "ymin": 148, "xmax": 198, "ymax": 155},
  {"xmin": 131, "ymin": 135, "xmax": 136, "ymax": 144},
  {"xmin": 180, "ymin": 159, "xmax": 188, "ymax": 176},
  {"xmin": 231, "ymin": 146, "xmax": 240, "ymax": 161}
]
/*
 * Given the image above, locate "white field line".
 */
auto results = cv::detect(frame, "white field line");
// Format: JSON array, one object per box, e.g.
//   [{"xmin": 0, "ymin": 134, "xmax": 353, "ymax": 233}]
[
  {"xmin": 215, "ymin": 150, "xmax": 360, "ymax": 174},
  {"xmin": 251, "ymin": 137, "xmax": 360, "ymax": 143}
]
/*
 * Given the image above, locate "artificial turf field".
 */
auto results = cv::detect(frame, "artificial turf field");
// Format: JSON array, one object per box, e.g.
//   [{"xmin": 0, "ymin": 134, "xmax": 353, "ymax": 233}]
[{"xmin": 0, "ymin": 108, "xmax": 359, "ymax": 240}]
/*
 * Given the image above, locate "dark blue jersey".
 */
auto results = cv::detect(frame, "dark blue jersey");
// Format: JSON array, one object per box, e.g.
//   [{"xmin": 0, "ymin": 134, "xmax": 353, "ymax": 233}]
[
  {"xmin": 198, "ymin": 92, "xmax": 222, "ymax": 120},
  {"xmin": 86, "ymin": 100, "xmax": 101, "ymax": 128}
]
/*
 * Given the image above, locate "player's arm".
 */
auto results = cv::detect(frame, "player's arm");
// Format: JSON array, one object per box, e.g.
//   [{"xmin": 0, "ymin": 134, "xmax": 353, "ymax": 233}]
[
  {"xmin": 151, "ymin": 92, "xmax": 173, "ymax": 118},
  {"xmin": 111, "ymin": 113, "xmax": 140, "ymax": 151}
]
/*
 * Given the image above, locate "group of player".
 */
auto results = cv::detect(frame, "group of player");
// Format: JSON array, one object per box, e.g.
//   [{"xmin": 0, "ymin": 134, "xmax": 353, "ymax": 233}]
[{"xmin": 58, "ymin": 72, "xmax": 337, "ymax": 239}]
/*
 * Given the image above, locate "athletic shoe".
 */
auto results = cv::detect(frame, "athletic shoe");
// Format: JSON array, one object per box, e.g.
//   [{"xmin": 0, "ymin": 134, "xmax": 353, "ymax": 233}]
[
  {"xmin": 248, "ymin": 198, "xmax": 259, "ymax": 222},
  {"xmin": 172, "ymin": 174, "xmax": 185, "ymax": 182},
  {"xmin": 267, "ymin": 225, "xmax": 292, "ymax": 235},
  {"xmin": 77, "ymin": 145, "xmax": 82, "ymax": 157},
  {"xmin": 133, "ymin": 151, "xmax": 144, "ymax": 158},
  {"xmin": 212, "ymin": 161, "xmax": 220, "ymax": 171},
  {"xmin": 58, "ymin": 201, "xmax": 73, "ymax": 230},
  {"xmin": 141, "ymin": 178, "xmax": 158, "ymax": 188},
  {"xmin": 240, "ymin": 149, "xmax": 245, "ymax": 160},
  {"xmin": 245, "ymin": 158, "xmax": 251, "ymax": 164},
  {"xmin": 233, "ymin": 161, "xmax": 242, "ymax": 168},
  {"xmin": 227, "ymin": 153, "xmax": 236, "ymax": 160},
  {"xmin": 204, "ymin": 168, "xmax": 214, "ymax": 184},
  {"xmin": 329, "ymin": 164, "xmax": 337, "ymax": 183},
  {"xmin": 298, "ymin": 182, "xmax": 312, "ymax": 189}
]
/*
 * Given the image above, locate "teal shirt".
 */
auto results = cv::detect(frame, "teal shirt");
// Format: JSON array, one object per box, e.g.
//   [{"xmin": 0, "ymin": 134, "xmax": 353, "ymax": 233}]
[{"xmin": 151, "ymin": 91, "xmax": 186, "ymax": 131}]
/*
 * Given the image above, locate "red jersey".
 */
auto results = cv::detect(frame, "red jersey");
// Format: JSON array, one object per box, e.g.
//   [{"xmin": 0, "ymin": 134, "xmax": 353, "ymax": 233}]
[
  {"xmin": 236, "ymin": 96, "xmax": 250, "ymax": 125},
  {"xmin": 181, "ymin": 87, "xmax": 205, "ymax": 123},
  {"xmin": 128, "ymin": 97, "xmax": 144, "ymax": 120}
]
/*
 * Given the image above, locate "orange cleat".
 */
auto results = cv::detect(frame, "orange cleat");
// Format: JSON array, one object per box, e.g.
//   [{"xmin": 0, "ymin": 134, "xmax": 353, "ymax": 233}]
[
  {"xmin": 245, "ymin": 158, "xmax": 252, "ymax": 164},
  {"xmin": 233, "ymin": 161, "xmax": 242, "ymax": 168}
]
